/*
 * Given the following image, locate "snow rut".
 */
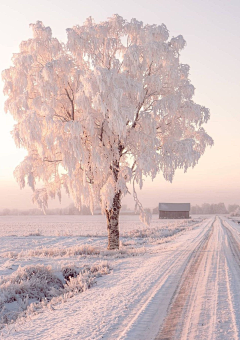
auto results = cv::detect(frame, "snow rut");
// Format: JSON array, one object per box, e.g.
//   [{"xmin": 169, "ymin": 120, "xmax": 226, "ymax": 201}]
[
  {"xmin": 113, "ymin": 219, "xmax": 214, "ymax": 340},
  {"xmin": 156, "ymin": 216, "xmax": 240, "ymax": 340},
  {"xmin": 156, "ymin": 218, "xmax": 214, "ymax": 340}
]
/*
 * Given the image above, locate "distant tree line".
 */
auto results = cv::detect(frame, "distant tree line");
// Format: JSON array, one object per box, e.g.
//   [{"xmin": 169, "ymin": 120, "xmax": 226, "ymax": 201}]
[
  {"xmin": 190, "ymin": 203, "xmax": 228, "ymax": 214},
  {"xmin": 0, "ymin": 204, "xmax": 91, "ymax": 216},
  {"xmin": 190, "ymin": 203, "xmax": 240, "ymax": 214},
  {"xmin": 153, "ymin": 203, "xmax": 240, "ymax": 215},
  {"xmin": 0, "ymin": 204, "xmax": 149, "ymax": 216},
  {"xmin": 1, "ymin": 203, "xmax": 239, "ymax": 216}
]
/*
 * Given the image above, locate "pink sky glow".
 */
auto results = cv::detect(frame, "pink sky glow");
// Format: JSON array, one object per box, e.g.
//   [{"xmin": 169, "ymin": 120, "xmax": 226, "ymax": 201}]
[{"xmin": 0, "ymin": 0, "xmax": 239, "ymax": 210}]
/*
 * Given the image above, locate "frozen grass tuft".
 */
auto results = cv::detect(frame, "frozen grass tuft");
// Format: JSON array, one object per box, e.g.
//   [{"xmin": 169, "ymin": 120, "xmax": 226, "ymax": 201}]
[
  {"xmin": 2, "ymin": 244, "xmax": 100, "ymax": 259},
  {"xmin": 122, "ymin": 226, "xmax": 185, "ymax": 239},
  {"xmin": 0, "ymin": 262, "xmax": 110, "ymax": 328},
  {"xmin": 26, "ymin": 230, "xmax": 42, "ymax": 237},
  {"xmin": 2, "ymin": 244, "xmax": 145, "ymax": 260},
  {"xmin": 120, "ymin": 221, "xmax": 202, "ymax": 246},
  {"xmin": 0, "ymin": 265, "xmax": 63, "ymax": 326}
]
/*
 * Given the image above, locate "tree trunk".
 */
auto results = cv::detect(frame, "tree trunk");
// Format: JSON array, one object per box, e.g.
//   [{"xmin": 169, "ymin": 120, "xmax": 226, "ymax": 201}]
[{"xmin": 106, "ymin": 191, "xmax": 121, "ymax": 250}]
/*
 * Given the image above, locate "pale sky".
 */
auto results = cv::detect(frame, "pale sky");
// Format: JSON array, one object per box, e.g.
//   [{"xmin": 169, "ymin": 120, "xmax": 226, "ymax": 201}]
[{"xmin": 0, "ymin": 0, "xmax": 239, "ymax": 210}]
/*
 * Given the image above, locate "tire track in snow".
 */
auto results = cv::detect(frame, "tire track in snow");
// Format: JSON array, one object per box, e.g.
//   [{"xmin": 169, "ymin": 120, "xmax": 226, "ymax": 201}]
[
  {"xmin": 155, "ymin": 218, "xmax": 214, "ymax": 340},
  {"xmin": 217, "ymin": 217, "xmax": 240, "ymax": 339},
  {"xmin": 114, "ymin": 219, "xmax": 214, "ymax": 340},
  {"xmin": 155, "ymin": 216, "xmax": 240, "ymax": 340},
  {"xmin": 221, "ymin": 218, "xmax": 240, "ymax": 263},
  {"xmin": 181, "ymin": 218, "xmax": 221, "ymax": 340}
]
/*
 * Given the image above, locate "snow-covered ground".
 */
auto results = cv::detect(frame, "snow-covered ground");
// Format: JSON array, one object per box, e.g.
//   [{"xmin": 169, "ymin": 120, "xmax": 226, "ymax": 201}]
[{"xmin": 0, "ymin": 214, "xmax": 240, "ymax": 339}]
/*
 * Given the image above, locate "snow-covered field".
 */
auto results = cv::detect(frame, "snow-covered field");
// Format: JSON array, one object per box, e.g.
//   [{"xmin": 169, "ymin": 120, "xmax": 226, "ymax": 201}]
[{"xmin": 1, "ymin": 214, "xmax": 240, "ymax": 339}]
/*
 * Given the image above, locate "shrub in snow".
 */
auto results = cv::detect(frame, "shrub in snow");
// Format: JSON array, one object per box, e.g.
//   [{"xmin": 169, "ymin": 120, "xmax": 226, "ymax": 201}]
[
  {"xmin": 26, "ymin": 230, "xmax": 42, "ymax": 236},
  {"xmin": 0, "ymin": 262, "xmax": 110, "ymax": 328},
  {"xmin": 64, "ymin": 264, "xmax": 110, "ymax": 294},
  {"xmin": 0, "ymin": 265, "xmax": 64, "ymax": 303},
  {"xmin": 0, "ymin": 265, "xmax": 63, "ymax": 326},
  {"xmin": 62, "ymin": 265, "xmax": 79, "ymax": 281}
]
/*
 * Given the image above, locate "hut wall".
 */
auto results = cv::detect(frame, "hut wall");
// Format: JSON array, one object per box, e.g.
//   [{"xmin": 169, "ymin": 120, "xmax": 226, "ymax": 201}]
[{"xmin": 159, "ymin": 211, "xmax": 189, "ymax": 219}]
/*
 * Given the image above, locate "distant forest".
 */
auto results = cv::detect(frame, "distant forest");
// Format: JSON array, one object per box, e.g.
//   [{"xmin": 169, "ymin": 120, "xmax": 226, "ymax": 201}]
[
  {"xmin": 153, "ymin": 203, "xmax": 239, "ymax": 215},
  {"xmin": 0, "ymin": 204, "xmax": 137, "ymax": 216},
  {"xmin": 0, "ymin": 203, "xmax": 239, "ymax": 216},
  {"xmin": 190, "ymin": 203, "xmax": 239, "ymax": 215}
]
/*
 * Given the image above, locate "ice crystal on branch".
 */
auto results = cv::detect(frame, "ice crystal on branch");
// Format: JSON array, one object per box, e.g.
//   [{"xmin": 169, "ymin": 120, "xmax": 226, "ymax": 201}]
[{"xmin": 2, "ymin": 16, "xmax": 213, "ymax": 249}]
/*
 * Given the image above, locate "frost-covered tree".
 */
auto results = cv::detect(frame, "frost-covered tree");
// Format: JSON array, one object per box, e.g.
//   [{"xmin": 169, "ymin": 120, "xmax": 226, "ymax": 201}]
[
  {"xmin": 2, "ymin": 16, "xmax": 213, "ymax": 249},
  {"xmin": 230, "ymin": 207, "xmax": 240, "ymax": 217},
  {"xmin": 228, "ymin": 204, "xmax": 240, "ymax": 213}
]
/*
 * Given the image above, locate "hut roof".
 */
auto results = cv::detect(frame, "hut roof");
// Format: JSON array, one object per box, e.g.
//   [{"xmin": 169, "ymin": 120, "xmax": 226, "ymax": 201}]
[{"xmin": 159, "ymin": 203, "xmax": 190, "ymax": 212}]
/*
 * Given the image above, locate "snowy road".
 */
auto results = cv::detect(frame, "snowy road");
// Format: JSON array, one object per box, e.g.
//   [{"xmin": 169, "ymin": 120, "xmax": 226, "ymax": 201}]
[
  {"xmin": 156, "ymin": 216, "xmax": 240, "ymax": 340},
  {"xmin": 2, "ymin": 216, "xmax": 240, "ymax": 340}
]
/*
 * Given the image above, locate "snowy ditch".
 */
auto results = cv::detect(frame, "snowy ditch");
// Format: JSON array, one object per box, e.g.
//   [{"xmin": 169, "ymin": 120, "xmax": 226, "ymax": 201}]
[{"xmin": 0, "ymin": 262, "xmax": 110, "ymax": 328}]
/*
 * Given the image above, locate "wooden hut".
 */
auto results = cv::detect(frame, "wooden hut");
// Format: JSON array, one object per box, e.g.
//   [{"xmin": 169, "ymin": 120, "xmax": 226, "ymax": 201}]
[{"xmin": 159, "ymin": 203, "xmax": 190, "ymax": 219}]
